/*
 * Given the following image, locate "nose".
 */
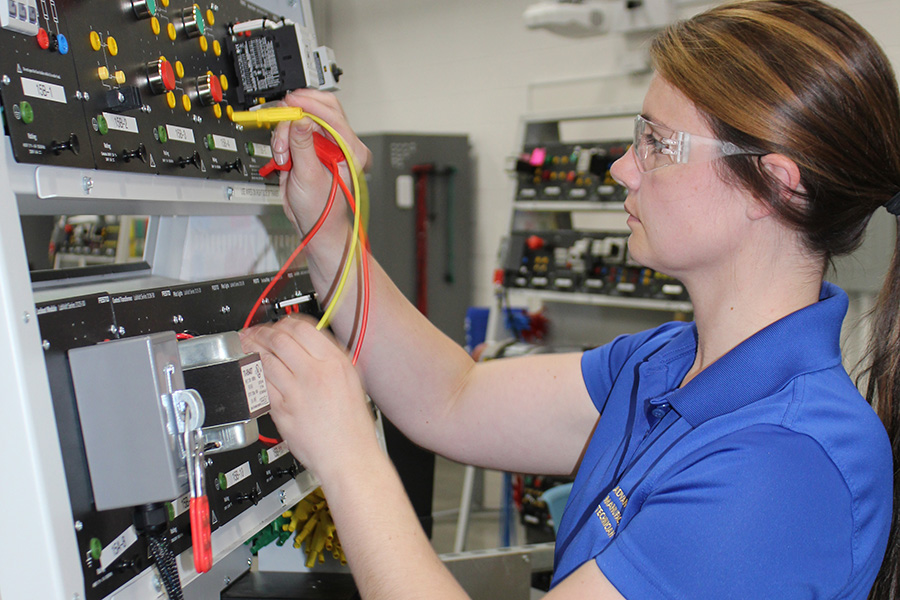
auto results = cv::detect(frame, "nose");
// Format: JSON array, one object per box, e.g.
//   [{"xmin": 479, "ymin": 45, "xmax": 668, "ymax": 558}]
[{"xmin": 610, "ymin": 145, "xmax": 640, "ymax": 191}]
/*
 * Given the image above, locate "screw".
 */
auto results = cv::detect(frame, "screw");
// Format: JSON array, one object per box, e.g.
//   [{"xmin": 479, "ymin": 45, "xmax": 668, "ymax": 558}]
[
  {"xmin": 152, "ymin": 574, "xmax": 162, "ymax": 592},
  {"xmin": 74, "ymin": 520, "xmax": 83, "ymax": 531},
  {"xmin": 223, "ymin": 576, "xmax": 231, "ymax": 586},
  {"xmin": 279, "ymin": 490, "xmax": 286, "ymax": 504},
  {"xmin": 118, "ymin": 326, "xmax": 125, "ymax": 336},
  {"xmin": 248, "ymin": 557, "xmax": 253, "ymax": 567},
  {"xmin": 225, "ymin": 187, "xmax": 234, "ymax": 200},
  {"xmin": 84, "ymin": 92, "xmax": 90, "ymax": 101},
  {"xmin": 220, "ymin": 305, "xmax": 231, "ymax": 314},
  {"xmin": 172, "ymin": 314, "xmax": 184, "ymax": 324},
  {"xmin": 82, "ymin": 177, "xmax": 94, "ymax": 195},
  {"xmin": 1, "ymin": 75, "xmax": 10, "ymax": 85},
  {"xmin": 42, "ymin": 339, "xmax": 50, "ymax": 350},
  {"xmin": 22, "ymin": 312, "xmax": 31, "ymax": 324},
  {"xmin": 75, "ymin": 90, "xmax": 83, "ymax": 100}
]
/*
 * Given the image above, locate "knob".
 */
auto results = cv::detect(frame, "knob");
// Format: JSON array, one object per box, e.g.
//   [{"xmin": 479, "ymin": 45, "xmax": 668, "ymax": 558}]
[
  {"xmin": 177, "ymin": 151, "xmax": 202, "ymax": 169},
  {"xmin": 179, "ymin": 4, "xmax": 205, "ymax": 38},
  {"xmin": 222, "ymin": 158, "xmax": 242, "ymax": 173},
  {"xmin": 526, "ymin": 235, "xmax": 545, "ymax": 251},
  {"xmin": 146, "ymin": 58, "xmax": 175, "ymax": 94},
  {"xmin": 195, "ymin": 72, "xmax": 223, "ymax": 106},
  {"xmin": 121, "ymin": 144, "xmax": 148, "ymax": 163},
  {"xmin": 131, "ymin": 0, "xmax": 157, "ymax": 19},
  {"xmin": 50, "ymin": 134, "xmax": 80, "ymax": 156}
]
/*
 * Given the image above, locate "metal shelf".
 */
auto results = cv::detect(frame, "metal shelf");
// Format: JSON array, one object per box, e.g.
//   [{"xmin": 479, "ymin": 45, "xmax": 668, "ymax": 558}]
[
  {"xmin": 505, "ymin": 287, "xmax": 693, "ymax": 313},
  {"xmin": 513, "ymin": 201, "xmax": 624, "ymax": 212}
]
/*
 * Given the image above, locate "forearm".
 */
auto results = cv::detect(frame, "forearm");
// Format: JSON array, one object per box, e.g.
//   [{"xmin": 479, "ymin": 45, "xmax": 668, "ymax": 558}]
[{"xmin": 320, "ymin": 439, "xmax": 468, "ymax": 600}]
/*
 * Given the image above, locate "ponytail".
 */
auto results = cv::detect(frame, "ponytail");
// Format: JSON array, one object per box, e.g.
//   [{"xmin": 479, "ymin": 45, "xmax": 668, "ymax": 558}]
[{"xmin": 864, "ymin": 213, "xmax": 900, "ymax": 600}]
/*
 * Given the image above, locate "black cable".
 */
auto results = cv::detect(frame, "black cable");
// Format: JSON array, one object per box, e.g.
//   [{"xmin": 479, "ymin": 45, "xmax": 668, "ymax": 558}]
[{"xmin": 148, "ymin": 534, "xmax": 184, "ymax": 600}]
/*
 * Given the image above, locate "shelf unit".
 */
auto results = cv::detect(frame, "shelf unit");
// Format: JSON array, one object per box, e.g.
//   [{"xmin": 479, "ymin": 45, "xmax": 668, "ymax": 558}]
[{"xmin": 486, "ymin": 107, "xmax": 693, "ymax": 344}]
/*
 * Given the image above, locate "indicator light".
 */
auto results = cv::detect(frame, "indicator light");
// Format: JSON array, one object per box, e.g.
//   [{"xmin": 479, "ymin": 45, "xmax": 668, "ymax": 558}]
[{"xmin": 19, "ymin": 101, "xmax": 34, "ymax": 125}]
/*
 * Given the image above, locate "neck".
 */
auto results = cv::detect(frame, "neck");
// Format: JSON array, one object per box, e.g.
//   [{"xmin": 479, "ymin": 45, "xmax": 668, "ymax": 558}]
[{"xmin": 679, "ymin": 259, "xmax": 822, "ymax": 388}]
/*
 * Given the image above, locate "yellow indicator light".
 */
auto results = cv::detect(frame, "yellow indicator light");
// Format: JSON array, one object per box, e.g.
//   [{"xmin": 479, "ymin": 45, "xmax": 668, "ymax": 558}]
[
  {"xmin": 114, "ymin": 70, "xmax": 126, "ymax": 85},
  {"xmin": 89, "ymin": 31, "xmax": 101, "ymax": 51},
  {"xmin": 150, "ymin": 16, "xmax": 160, "ymax": 35},
  {"xmin": 97, "ymin": 66, "xmax": 110, "ymax": 80},
  {"xmin": 226, "ymin": 105, "xmax": 234, "ymax": 121},
  {"xmin": 212, "ymin": 39, "xmax": 221, "ymax": 56},
  {"xmin": 107, "ymin": 36, "xmax": 118, "ymax": 56},
  {"xmin": 213, "ymin": 104, "xmax": 222, "ymax": 119},
  {"xmin": 219, "ymin": 74, "xmax": 228, "ymax": 91},
  {"xmin": 205, "ymin": 9, "xmax": 215, "ymax": 25},
  {"xmin": 167, "ymin": 23, "xmax": 176, "ymax": 40},
  {"xmin": 175, "ymin": 61, "xmax": 185, "ymax": 79},
  {"xmin": 182, "ymin": 94, "xmax": 192, "ymax": 112},
  {"xmin": 160, "ymin": 0, "xmax": 169, "ymax": 6},
  {"xmin": 166, "ymin": 91, "xmax": 177, "ymax": 109},
  {"xmin": 199, "ymin": 35, "xmax": 208, "ymax": 52}
]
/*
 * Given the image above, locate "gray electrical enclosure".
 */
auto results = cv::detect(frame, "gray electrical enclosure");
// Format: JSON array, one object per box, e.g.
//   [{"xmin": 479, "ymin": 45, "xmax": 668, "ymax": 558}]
[
  {"xmin": 68, "ymin": 332, "xmax": 189, "ymax": 511},
  {"xmin": 360, "ymin": 133, "xmax": 473, "ymax": 345}
]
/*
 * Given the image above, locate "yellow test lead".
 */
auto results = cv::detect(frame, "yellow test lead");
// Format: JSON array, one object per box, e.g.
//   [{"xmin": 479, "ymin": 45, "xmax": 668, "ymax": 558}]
[{"xmin": 230, "ymin": 107, "xmax": 306, "ymax": 127}]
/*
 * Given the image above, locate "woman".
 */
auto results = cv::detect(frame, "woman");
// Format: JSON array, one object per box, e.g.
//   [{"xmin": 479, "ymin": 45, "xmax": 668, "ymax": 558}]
[{"xmin": 240, "ymin": 0, "xmax": 900, "ymax": 597}]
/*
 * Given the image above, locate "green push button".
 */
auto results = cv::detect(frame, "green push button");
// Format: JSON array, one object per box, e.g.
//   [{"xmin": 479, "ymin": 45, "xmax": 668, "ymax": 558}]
[
  {"xmin": 146, "ymin": 0, "xmax": 157, "ymax": 16},
  {"xmin": 89, "ymin": 537, "xmax": 102, "ymax": 561},
  {"xmin": 218, "ymin": 472, "xmax": 228, "ymax": 489},
  {"xmin": 165, "ymin": 501, "xmax": 175, "ymax": 521},
  {"xmin": 157, "ymin": 125, "xmax": 168, "ymax": 143},
  {"xmin": 206, "ymin": 133, "xmax": 215, "ymax": 150},
  {"xmin": 19, "ymin": 101, "xmax": 34, "ymax": 124},
  {"xmin": 194, "ymin": 5, "xmax": 206, "ymax": 35},
  {"xmin": 96, "ymin": 114, "xmax": 108, "ymax": 135},
  {"xmin": 261, "ymin": 449, "xmax": 269, "ymax": 464},
  {"xmin": 246, "ymin": 142, "xmax": 255, "ymax": 157}
]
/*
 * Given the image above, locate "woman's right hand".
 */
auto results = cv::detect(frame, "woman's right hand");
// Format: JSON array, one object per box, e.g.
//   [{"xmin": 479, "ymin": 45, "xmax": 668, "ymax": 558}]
[{"xmin": 270, "ymin": 89, "xmax": 372, "ymax": 237}]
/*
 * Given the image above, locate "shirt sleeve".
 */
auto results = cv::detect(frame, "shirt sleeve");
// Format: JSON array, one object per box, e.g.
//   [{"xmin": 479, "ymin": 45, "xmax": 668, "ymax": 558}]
[{"xmin": 595, "ymin": 425, "xmax": 853, "ymax": 600}]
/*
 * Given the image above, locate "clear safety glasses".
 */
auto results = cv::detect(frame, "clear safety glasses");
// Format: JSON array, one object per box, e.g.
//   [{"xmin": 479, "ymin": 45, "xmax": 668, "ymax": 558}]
[{"xmin": 632, "ymin": 115, "xmax": 755, "ymax": 173}]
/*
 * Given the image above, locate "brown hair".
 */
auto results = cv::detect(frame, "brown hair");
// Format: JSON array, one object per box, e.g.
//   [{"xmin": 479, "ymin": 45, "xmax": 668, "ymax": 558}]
[{"xmin": 651, "ymin": 0, "xmax": 900, "ymax": 596}]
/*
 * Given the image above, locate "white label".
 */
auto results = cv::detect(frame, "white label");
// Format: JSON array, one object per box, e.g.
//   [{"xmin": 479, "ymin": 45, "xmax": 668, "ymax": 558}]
[
  {"xmin": 21, "ymin": 77, "xmax": 67, "ymax": 104},
  {"xmin": 252, "ymin": 143, "xmax": 273, "ymax": 158},
  {"xmin": 544, "ymin": 186, "xmax": 561, "ymax": 196},
  {"xmin": 99, "ymin": 525, "xmax": 138, "ymax": 571},
  {"xmin": 554, "ymin": 278, "xmax": 573, "ymax": 288},
  {"xmin": 519, "ymin": 188, "xmax": 537, "ymax": 198},
  {"xmin": 102, "ymin": 112, "xmax": 138, "ymax": 134},
  {"xmin": 166, "ymin": 124, "xmax": 196, "ymax": 144},
  {"xmin": 168, "ymin": 494, "xmax": 190, "ymax": 520},
  {"xmin": 395, "ymin": 174, "xmax": 413, "ymax": 209},
  {"xmin": 662, "ymin": 284, "xmax": 684, "ymax": 296},
  {"xmin": 241, "ymin": 360, "xmax": 270, "ymax": 413},
  {"xmin": 569, "ymin": 188, "xmax": 588, "ymax": 198},
  {"xmin": 225, "ymin": 461, "xmax": 252, "ymax": 488},
  {"xmin": 532, "ymin": 277, "xmax": 548, "ymax": 287},
  {"xmin": 265, "ymin": 441, "xmax": 290, "ymax": 464},
  {"xmin": 617, "ymin": 282, "xmax": 636, "ymax": 293},
  {"xmin": 598, "ymin": 185, "xmax": 616, "ymax": 195},
  {"xmin": 586, "ymin": 279, "xmax": 603, "ymax": 288},
  {"xmin": 212, "ymin": 134, "xmax": 237, "ymax": 152}
]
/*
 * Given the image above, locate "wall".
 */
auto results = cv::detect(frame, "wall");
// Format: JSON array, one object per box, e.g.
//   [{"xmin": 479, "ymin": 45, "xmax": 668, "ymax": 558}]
[{"xmin": 314, "ymin": 0, "xmax": 900, "ymax": 347}]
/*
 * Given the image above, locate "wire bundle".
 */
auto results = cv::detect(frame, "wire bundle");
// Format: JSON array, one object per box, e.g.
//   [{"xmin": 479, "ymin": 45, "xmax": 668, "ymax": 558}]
[
  {"xmin": 282, "ymin": 488, "xmax": 347, "ymax": 567},
  {"xmin": 241, "ymin": 110, "xmax": 370, "ymax": 365}
]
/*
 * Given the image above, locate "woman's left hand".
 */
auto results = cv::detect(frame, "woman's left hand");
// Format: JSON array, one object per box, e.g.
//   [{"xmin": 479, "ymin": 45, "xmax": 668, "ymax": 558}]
[{"xmin": 240, "ymin": 316, "xmax": 378, "ymax": 479}]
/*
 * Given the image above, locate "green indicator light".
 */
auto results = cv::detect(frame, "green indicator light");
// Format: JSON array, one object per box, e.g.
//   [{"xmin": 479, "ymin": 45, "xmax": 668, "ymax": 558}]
[
  {"xmin": 246, "ymin": 142, "xmax": 255, "ymax": 157},
  {"xmin": 19, "ymin": 101, "xmax": 34, "ymax": 124},
  {"xmin": 218, "ymin": 472, "xmax": 228, "ymax": 490},
  {"xmin": 147, "ymin": 0, "xmax": 157, "ymax": 16},
  {"xmin": 194, "ymin": 5, "xmax": 205, "ymax": 35},
  {"xmin": 97, "ymin": 114, "xmax": 108, "ymax": 135},
  {"xmin": 89, "ymin": 538, "xmax": 102, "ymax": 561},
  {"xmin": 206, "ymin": 133, "xmax": 215, "ymax": 150},
  {"xmin": 157, "ymin": 125, "xmax": 168, "ymax": 143},
  {"xmin": 165, "ymin": 502, "xmax": 175, "ymax": 521},
  {"xmin": 261, "ymin": 449, "xmax": 269, "ymax": 464}
]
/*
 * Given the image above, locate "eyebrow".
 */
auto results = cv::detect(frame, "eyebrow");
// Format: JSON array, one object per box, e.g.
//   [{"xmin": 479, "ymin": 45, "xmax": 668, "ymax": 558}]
[{"xmin": 640, "ymin": 113, "xmax": 672, "ymax": 130}]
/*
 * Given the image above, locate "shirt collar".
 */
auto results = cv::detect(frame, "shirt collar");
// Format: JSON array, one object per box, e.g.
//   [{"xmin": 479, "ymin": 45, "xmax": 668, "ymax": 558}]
[{"xmin": 646, "ymin": 281, "xmax": 848, "ymax": 428}]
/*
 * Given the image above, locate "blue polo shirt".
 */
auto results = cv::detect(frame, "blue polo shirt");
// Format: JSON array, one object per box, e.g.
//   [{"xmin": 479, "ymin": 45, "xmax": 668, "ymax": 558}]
[{"xmin": 554, "ymin": 282, "xmax": 892, "ymax": 599}]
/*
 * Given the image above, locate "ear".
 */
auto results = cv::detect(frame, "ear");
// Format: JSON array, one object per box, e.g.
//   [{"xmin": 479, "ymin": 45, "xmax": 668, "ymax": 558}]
[{"xmin": 747, "ymin": 154, "xmax": 803, "ymax": 220}]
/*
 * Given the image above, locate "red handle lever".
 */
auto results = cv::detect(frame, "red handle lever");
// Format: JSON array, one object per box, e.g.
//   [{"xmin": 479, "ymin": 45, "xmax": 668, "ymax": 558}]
[{"xmin": 190, "ymin": 496, "xmax": 212, "ymax": 573}]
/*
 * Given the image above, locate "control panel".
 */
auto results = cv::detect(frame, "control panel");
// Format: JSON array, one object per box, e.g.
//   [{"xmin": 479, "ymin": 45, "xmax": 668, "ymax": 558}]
[
  {"xmin": 502, "ymin": 230, "xmax": 689, "ymax": 302},
  {"xmin": 37, "ymin": 268, "xmax": 319, "ymax": 600},
  {"xmin": 514, "ymin": 140, "xmax": 628, "ymax": 203},
  {"xmin": 0, "ymin": 0, "xmax": 339, "ymax": 182}
]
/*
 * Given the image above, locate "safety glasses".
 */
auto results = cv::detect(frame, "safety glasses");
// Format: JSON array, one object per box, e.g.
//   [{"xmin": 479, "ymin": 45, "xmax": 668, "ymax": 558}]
[{"xmin": 632, "ymin": 115, "xmax": 754, "ymax": 173}]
